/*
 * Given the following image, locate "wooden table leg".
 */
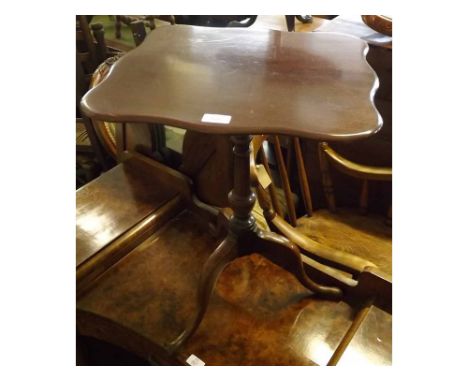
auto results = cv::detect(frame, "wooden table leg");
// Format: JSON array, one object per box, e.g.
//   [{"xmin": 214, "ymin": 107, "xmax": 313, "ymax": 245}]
[
  {"xmin": 285, "ymin": 15, "xmax": 296, "ymax": 32},
  {"xmin": 167, "ymin": 234, "xmax": 238, "ymax": 353},
  {"xmin": 168, "ymin": 134, "xmax": 342, "ymax": 353}
]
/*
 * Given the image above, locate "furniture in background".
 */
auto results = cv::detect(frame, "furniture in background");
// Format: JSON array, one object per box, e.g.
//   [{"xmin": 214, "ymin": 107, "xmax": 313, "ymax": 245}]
[
  {"xmin": 285, "ymin": 15, "xmax": 313, "ymax": 31},
  {"xmin": 77, "ymin": 153, "xmax": 391, "ymax": 365},
  {"xmin": 77, "ymin": 26, "xmax": 391, "ymax": 365},
  {"xmin": 301, "ymin": 15, "xmax": 392, "ymax": 212},
  {"xmin": 251, "ymin": 135, "xmax": 392, "ymax": 299},
  {"xmin": 115, "ymin": 15, "xmax": 175, "ymax": 39},
  {"xmin": 170, "ymin": 15, "xmax": 312, "ymax": 31},
  {"xmin": 76, "ymin": 16, "xmax": 118, "ymax": 180}
]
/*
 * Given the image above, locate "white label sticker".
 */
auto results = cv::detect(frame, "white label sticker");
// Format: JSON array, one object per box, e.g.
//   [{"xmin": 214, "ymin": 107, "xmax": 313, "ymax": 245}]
[
  {"xmin": 201, "ymin": 113, "xmax": 232, "ymax": 124},
  {"xmin": 256, "ymin": 164, "xmax": 272, "ymax": 189},
  {"xmin": 186, "ymin": 354, "xmax": 205, "ymax": 366}
]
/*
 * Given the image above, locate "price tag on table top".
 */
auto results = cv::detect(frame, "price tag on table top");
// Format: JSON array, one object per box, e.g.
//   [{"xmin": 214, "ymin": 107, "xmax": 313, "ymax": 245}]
[
  {"xmin": 201, "ymin": 113, "xmax": 232, "ymax": 124},
  {"xmin": 186, "ymin": 354, "xmax": 205, "ymax": 366}
]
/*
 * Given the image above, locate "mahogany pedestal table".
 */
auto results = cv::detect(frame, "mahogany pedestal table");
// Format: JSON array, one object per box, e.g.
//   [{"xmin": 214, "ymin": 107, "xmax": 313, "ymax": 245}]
[{"xmin": 81, "ymin": 25, "xmax": 381, "ymax": 353}]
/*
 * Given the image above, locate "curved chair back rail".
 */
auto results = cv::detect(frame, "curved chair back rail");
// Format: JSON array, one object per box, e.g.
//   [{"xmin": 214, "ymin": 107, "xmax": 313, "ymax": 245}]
[{"xmin": 251, "ymin": 135, "xmax": 392, "ymax": 279}]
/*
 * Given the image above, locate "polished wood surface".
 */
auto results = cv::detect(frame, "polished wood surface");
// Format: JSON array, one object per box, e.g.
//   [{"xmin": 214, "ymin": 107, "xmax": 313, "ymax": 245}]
[
  {"xmin": 81, "ymin": 25, "xmax": 381, "ymax": 141},
  {"xmin": 296, "ymin": 209, "xmax": 392, "ymax": 277},
  {"xmin": 76, "ymin": 141, "xmax": 392, "ymax": 364},
  {"xmin": 76, "ymin": 152, "xmax": 191, "ymax": 268},
  {"xmin": 77, "ymin": 162, "xmax": 171, "ymax": 267},
  {"xmin": 334, "ymin": 305, "xmax": 391, "ymax": 365},
  {"xmin": 77, "ymin": 210, "xmax": 221, "ymax": 363},
  {"xmin": 77, "ymin": 210, "xmax": 391, "ymax": 365},
  {"xmin": 77, "ymin": 195, "xmax": 185, "ymax": 295}
]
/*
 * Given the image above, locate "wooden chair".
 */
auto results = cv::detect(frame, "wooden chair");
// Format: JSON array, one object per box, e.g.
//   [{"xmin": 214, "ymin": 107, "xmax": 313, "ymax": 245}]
[
  {"xmin": 76, "ymin": 16, "xmax": 120, "ymax": 174},
  {"xmin": 251, "ymin": 135, "xmax": 392, "ymax": 283},
  {"xmin": 82, "ymin": 49, "xmax": 176, "ymax": 167}
]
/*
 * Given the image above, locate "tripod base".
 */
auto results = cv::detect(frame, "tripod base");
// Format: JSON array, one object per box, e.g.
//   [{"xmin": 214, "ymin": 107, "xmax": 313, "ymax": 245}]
[{"xmin": 167, "ymin": 227, "xmax": 342, "ymax": 353}]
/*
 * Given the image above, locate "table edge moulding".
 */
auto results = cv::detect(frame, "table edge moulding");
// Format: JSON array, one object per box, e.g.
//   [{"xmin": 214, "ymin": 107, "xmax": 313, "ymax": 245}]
[{"xmin": 81, "ymin": 25, "xmax": 382, "ymax": 142}]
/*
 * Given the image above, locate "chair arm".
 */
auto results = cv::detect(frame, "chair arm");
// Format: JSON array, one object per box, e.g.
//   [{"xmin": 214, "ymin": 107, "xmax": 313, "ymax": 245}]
[{"xmin": 320, "ymin": 142, "xmax": 392, "ymax": 181}]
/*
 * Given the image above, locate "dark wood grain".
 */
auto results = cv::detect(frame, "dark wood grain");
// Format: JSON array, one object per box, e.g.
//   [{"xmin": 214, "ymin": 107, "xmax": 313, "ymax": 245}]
[
  {"xmin": 76, "ymin": 210, "xmax": 223, "ymax": 360},
  {"xmin": 76, "ymin": 159, "xmax": 174, "ymax": 267},
  {"xmin": 77, "ymin": 195, "xmax": 185, "ymax": 296},
  {"xmin": 81, "ymin": 25, "xmax": 381, "ymax": 141},
  {"xmin": 180, "ymin": 255, "xmax": 356, "ymax": 366},
  {"xmin": 77, "ymin": 211, "xmax": 360, "ymax": 365},
  {"xmin": 76, "ymin": 152, "xmax": 192, "ymax": 267}
]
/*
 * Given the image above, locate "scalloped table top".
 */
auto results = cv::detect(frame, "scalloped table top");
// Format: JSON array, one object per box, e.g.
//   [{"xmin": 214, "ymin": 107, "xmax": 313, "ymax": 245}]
[{"xmin": 81, "ymin": 25, "xmax": 381, "ymax": 141}]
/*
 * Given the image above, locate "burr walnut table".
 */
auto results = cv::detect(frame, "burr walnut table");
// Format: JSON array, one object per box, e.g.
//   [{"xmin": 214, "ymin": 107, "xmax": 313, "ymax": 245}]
[{"xmin": 80, "ymin": 25, "xmax": 382, "ymax": 355}]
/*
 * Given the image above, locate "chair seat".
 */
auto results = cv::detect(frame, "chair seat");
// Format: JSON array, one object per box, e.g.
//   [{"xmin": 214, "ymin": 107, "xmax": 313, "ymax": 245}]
[{"xmin": 296, "ymin": 208, "xmax": 392, "ymax": 277}]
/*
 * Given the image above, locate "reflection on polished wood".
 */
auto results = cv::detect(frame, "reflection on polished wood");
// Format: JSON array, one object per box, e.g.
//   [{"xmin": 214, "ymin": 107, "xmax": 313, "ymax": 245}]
[
  {"xmin": 77, "ymin": 210, "xmax": 391, "ymax": 365},
  {"xmin": 81, "ymin": 25, "xmax": 381, "ymax": 141},
  {"xmin": 76, "ymin": 152, "xmax": 194, "ymax": 294},
  {"xmin": 333, "ymin": 305, "xmax": 391, "ymax": 365},
  {"xmin": 76, "ymin": 156, "xmax": 177, "ymax": 267},
  {"xmin": 77, "ymin": 210, "xmax": 221, "ymax": 364},
  {"xmin": 179, "ymin": 255, "xmax": 356, "ymax": 366}
]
